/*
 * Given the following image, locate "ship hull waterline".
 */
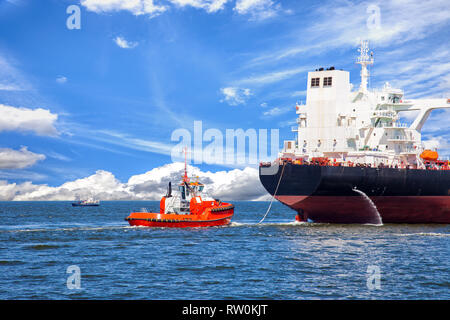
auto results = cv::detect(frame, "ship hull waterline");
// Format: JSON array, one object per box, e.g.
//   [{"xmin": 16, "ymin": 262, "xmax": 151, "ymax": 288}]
[
  {"xmin": 125, "ymin": 208, "xmax": 234, "ymax": 228},
  {"xmin": 259, "ymin": 163, "xmax": 450, "ymax": 224},
  {"xmin": 126, "ymin": 216, "xmax": 232, "ymax": 228}
]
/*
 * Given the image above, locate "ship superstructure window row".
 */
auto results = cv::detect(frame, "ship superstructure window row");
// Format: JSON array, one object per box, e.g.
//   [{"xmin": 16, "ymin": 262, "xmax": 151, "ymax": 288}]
[
  {"xmin": 310, "ymin": 77, "xmax": 332, "ymax": 87},
  {"xmin": 311, "ymin": 78, "xmax": 320, "ymax": 87}
]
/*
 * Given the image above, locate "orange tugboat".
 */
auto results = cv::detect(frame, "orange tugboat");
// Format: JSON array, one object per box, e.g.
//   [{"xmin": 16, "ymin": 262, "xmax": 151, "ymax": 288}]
[{"xmin": 125, "ymin": 157, "xmax": 234, "ymax": 228}]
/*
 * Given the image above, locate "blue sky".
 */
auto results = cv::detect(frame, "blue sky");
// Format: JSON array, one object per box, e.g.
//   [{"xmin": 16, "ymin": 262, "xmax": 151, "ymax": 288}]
[{"xmin": 0, "ymin": 0, "xmax": 449, "ymax": 200}]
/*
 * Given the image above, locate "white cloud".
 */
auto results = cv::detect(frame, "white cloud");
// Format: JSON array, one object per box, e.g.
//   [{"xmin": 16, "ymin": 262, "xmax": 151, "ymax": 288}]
[
  {"xmin": 0, "ymin": 180, "xmax": 42, "ymax": 201},
  {"xmin": 114, "ymin": 36, "xmax": 138, "ymax": 49},
  {"xmin": 80, "ymin": 0, "xmax": 287, "ymax": 17},
  {"xmin": 234, "ymin": 0, "xmax": 280, "ymax": 20},
  {"xmin": 0, "ymin": 147, "xmax": 45, "ymax": 169},
  {"xmin": 56, "ymin": 76, "xmax": 67, "ymax": 84},
  {"xmin": 169, "ymin": 0, "xmax": 228, "ymax": 13},
  {"xmin": 262, "ymin": 106, "xmax": 289, "ymax": 117},
  {"xmin": 220, "ymin": 86, "xmax": 252, "ymax": 105},
  {"xmin": 81, "ymin": 0, "xmax": 228, "ymax": 16},
  {"xmin": 81, "ymin": 0, "xmax": 167, "ymax": 16},
  {"xmin": 0, "ymin": 162, "xmax": 269, "ymax": 201},
  {"xmin": 0, "ymin": 104, "xmax": 58, "ymax": 136},
  {"xmin": 0, "ymin": 83, "xmax": 23, "ymax": 91}
]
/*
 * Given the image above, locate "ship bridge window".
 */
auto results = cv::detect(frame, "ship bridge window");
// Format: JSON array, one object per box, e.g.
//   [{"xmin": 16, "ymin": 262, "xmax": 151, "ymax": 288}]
[
  {"xmin": 323, "ymin": 77, "xmax": 332, "ymax": 87},
  {"xmin": 311, "ymin": 78, "xmax": 320, "ymax": 87},
  {"xmin": 179, "ymin": 185, "xmax": 186, "ymax": 200},
  {"xmin": 285, "ymin": 141, "xmax": 293, "ymax": 150}
]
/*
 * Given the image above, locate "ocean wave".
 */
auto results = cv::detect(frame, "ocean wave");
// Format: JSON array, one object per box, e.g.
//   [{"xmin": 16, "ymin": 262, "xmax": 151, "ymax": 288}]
[
  {"xmin": 0, "ymin": 260, "xmax": 25, "ymax": 265},
  {"xmin": 394, "ymin": 232, "xmax": 450, "ymax": 237},
  {"xmin": 229, "ymin": 221, "xmax": 307, "ymax": 227},
  {"xmin": 0, "ymin": 225, "xmax": 134, "ymax": 233},
  {"xmin": 25, "ymin": 244, "xmax": 64, "ymax": 250}
]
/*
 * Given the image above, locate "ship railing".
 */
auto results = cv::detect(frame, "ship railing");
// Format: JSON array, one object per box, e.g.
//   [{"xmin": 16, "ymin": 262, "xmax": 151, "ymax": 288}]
[
  {"xmin": 376, "ymin": 122, "xmax": 408, "ymax": 128},
  {"xmin": 387, "ymin": 136, "xmax": 415, "ymax": 143},
  {"xmin": 271, "ymin": 158, "xmax": 450, "ymax": 171},
  {"xmin": 371, "ymin": 111, "xmax": 396, "ymax": 118}
]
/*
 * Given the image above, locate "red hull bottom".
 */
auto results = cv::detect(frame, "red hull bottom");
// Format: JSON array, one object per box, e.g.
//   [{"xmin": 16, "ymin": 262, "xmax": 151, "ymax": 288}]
[
  {"xmin": 127, "ymin": 217, "xmax": 232, "ymax": 228},
  {"xmin": 276, "ymin": 195, "xmax": 450, "ymax": 224}
]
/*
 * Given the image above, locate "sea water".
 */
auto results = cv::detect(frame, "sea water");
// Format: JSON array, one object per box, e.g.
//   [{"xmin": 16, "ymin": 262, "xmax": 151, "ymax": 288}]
[{"xmin": 0, "ymin": 201, "xmax": 448, "ymax": 299}]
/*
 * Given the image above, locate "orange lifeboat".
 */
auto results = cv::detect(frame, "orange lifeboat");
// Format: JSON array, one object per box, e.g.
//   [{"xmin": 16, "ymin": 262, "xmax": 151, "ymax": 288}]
[
  {"xmin": 125, "ymin": 161, "xmax": 234, "ymax": 228},
  {"xmin": 420, "ymin": 149, "xmax": 438, "ymax": 161}
]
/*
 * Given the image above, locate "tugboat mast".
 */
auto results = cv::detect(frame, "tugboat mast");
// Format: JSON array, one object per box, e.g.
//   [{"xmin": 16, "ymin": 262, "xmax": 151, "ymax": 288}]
[{"xmin": 183, "ymin": 147, "xmax": 190, "ymax": 183}]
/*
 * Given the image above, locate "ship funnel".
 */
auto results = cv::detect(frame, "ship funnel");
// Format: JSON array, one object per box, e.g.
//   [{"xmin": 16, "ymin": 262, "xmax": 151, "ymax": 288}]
[{"xmin": 166, "ymin": 181, "xmax": 172, "ymax": 198}]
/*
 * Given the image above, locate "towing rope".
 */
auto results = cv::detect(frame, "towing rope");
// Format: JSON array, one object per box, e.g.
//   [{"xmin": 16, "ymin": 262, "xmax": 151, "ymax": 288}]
[{"xmin": 257, "ymin": 161, "xmax": 286, "ymax": 224}]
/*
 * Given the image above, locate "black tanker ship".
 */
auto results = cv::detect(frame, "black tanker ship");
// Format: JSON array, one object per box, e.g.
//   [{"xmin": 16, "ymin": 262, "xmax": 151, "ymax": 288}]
[
  {"xmin": 259, "ymin": 41, "xmax": 450, "ymax": 224},
  {"xmin": 260, "ymin": 162, "xmax": 450, "ymax": 223}
]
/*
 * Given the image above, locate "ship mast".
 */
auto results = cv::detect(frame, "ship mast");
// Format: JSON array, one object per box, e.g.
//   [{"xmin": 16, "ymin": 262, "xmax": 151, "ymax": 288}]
[
  {"xmin": 356, "ymin": 40, "xmax": 374, "ymax": 93},
  {"xmin": 182, "ymin": 147, "xmax": 190, "ymax": 183}
]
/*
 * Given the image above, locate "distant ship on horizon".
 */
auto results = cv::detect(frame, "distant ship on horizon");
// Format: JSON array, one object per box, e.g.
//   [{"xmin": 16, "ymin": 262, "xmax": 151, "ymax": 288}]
[
  {"xmin": 259, "ymin": 40, "xmax": 450, "ymax": 224},
  {"xmin": 72, "ymin": 197, "xmax": 100, "ymax": 207}
]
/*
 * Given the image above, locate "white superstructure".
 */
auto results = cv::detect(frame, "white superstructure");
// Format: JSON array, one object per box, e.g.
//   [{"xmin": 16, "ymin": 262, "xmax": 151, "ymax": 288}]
[{"xmin": 282, "ymin": 40, "xmax": 450, "ymax": 168}]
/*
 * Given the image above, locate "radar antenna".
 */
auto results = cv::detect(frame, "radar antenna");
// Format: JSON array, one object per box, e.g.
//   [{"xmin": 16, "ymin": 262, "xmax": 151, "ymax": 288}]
[{"xmin": 356, "ymin": 40, "xmax": 374, "ymax": 93}]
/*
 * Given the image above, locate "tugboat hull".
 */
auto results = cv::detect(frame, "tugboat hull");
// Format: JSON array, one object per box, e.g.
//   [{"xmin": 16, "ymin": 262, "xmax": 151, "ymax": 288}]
[
  {"xmin": 125, "ymin": 205, "xmax": 234, "ymax": 228},
  {"xmin": 260, "ymin": 163, "xmax": 450, "ymax": 224}
]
